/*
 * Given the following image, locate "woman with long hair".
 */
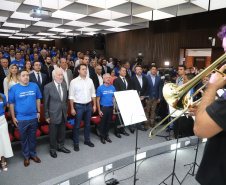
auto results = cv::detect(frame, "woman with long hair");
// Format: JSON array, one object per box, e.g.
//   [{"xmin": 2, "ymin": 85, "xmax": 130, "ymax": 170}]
[
  {"xmin": 23, "ymin": 60, "xmax": 33, "ymax": 74},
  {"xmin": 3, "ymin": 64, "xmax": 19, "ymax": 102},
  {"xmin": 52, "ymin": 56, "xmax": 59, "ymax": 69},
  {"xmin": 24, "ymin": 54, "xmax": 30, "ymax": 62},
  {"xmin": 0, "ymin": 93, "xmax": 13, "ymax": 172},
  {"xmin": 110, "ymin": 68, "xmax": 118, "ymax": 85}
]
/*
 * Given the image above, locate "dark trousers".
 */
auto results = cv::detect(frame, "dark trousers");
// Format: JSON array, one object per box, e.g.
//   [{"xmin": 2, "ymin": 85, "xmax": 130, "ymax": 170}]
[
  {"xmin": 99, "ymin": 106, "xmax": 113, "ymax": 139},
  {"xmin": 49, "ymin": 114, "xmax": 66, "ymax": 152},
  {"xmin": 173, "ymin": 116, "xmax": 194, "ymax": 139},
  {"xmin": 17, "ymin": 118, "xmax": 38, "ymax": 159},
  {"xmin": 73, "ymin": 103, "xmax": 92, "ymax": 145}
]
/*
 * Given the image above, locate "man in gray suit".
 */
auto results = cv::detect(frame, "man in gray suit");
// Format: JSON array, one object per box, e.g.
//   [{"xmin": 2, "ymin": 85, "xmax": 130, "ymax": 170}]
[
  {"xmin": 43, "ymin": 68, "xmax": 71, "ymax": 158},
  {"xmin": 59, "ymin": 58, "xmax": 73, "ymax": 91}
]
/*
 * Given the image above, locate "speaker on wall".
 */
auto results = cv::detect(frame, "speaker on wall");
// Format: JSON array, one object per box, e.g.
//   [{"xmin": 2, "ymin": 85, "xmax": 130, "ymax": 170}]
[{"xmin": 94, "ymin": 33, "xmax": 105, "ymax": 50}]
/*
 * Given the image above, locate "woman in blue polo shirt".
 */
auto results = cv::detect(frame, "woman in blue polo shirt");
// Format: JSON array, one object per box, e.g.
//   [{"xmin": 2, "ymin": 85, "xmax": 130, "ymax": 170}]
[{"xmin": 0, "ymin": 93, "xmax": 13, "ymax": 172}]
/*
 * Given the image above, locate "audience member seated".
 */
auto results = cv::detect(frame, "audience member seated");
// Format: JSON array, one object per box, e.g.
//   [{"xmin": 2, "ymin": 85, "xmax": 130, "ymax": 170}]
[
  {"xmin": 101, "ymin": 59, "xmax": 111, "ymax": 75},
  {"xmin": 52, "ymin": 56, "xmax": 59, "ymax": 69},
  {"xmin": 6, "ymin": 49, "xmax": 15, "ymax": 65},
  {"xmin": 114, "ymin": 60, "xmax": 121, "ymax": 77}
]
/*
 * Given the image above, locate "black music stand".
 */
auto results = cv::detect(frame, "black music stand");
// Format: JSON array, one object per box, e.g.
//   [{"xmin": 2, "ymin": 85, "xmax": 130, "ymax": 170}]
[
  {"xmin": 158, "ymin": 122, "xmax": 182, "ymax": 185},
  {"xmin": 114, "ymin": 99, "xmax": 146, "ymax": 185},
  {"xmin": 180, "ymin": 138, "xmax": 200, "ymax": 184}
]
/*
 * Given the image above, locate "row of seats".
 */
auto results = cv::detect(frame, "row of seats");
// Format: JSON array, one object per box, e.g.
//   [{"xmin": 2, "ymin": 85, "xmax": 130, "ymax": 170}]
[{"xmin": 6, "ymin": 101, "xmax": 116, "ymax": 142}]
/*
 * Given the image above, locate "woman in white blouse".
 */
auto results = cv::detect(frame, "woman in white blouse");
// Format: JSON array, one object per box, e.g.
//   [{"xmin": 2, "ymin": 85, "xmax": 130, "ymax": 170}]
[{"xmin": 3, "ymin": 64, "xmax": 20, "ymax": 103}]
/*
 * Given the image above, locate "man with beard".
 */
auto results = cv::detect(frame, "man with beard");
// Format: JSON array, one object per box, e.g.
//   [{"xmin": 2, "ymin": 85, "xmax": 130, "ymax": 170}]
[{"xmin": 41, "ymin": 56, "xmax": 54, "ymax": 82}]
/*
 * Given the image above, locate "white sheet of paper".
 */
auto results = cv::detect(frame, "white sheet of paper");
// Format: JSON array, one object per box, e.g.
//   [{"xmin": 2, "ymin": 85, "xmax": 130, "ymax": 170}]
[{"xmin": 114, "ymin": 90, "xmax": 147, "ymax": 126}]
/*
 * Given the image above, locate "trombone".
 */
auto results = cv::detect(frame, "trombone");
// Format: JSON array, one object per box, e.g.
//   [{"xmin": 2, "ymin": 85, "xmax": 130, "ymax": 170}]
[{"xmin": 149, "ymin": 53, "xmax": 226, "ymax": 139}]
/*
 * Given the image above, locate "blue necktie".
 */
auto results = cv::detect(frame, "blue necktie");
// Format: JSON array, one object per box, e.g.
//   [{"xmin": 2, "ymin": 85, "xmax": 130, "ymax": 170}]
[{"xmin": 37, "ymin": 73, "xmax": 41, "ymax": 86}]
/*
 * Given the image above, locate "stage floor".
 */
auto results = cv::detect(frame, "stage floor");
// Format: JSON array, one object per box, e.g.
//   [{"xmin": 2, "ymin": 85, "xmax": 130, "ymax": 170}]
[{"xmin": 0, "ymin": 126, "xmax": 204, "ymax": 185}]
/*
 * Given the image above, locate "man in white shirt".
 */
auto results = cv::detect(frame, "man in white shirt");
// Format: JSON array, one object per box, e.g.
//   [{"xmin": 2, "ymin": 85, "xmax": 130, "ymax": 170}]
[
  {"xmin": 74, "ymin": 52, "xmax": 84, "ymax": 67},
  {"xmin": 107, "ymin": 57, "xmax": 114, "ymax": 69},
  {"xmin": 95, "ymin": 66, "xmax": 103, "ymax": 86},
  {"xmin": 59, "ymin": 58, "xmax": 73, "ymax": 90},
  {"xmin": 176, "ymin": 65, "xmax": 186, "ymax": 86},
  {"xmin": 69, "ymin": 64, "xmax": 96, "ymax": 152}
]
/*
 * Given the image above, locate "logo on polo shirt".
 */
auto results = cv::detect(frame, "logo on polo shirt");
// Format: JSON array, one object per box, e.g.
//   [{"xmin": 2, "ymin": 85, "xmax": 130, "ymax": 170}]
[{"xmin": 19, "ymin": 91, "xmax": 35, "ymax": 97}]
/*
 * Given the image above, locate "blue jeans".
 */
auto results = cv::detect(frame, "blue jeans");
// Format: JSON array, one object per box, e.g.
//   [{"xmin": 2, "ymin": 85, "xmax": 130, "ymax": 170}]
[
  {"xmin": 17, "ymin": 118, "xmax": 38, "ymax": 159},
  {"xmin": 73, "ymin": 103, "xmax": 92, "ymax": 145}
]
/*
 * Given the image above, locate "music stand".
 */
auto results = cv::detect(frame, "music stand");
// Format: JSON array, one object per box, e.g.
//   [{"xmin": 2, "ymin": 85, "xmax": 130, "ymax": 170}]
[
  {"xmin": 180, "ymin": 138, "xmax": 200, "ymax": 184},
  {"xmin": 158, "ymin": 120, "xmax": 182, "ymax": 185},
  {"xmin": 114, "ymin": 90, "xmax": 147, "ymax": 185}
]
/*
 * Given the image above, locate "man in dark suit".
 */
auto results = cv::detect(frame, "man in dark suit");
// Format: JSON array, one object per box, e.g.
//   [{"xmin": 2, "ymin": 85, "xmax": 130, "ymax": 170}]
[
  {"xmin": 146, "ymin": 65, "xmax": 162, "ymax": 128},
  {"xmin": 101, "ymin": 58, "xmax": 111, "ymax": 76},
  {"xmin": 43, "ymin": 68, "xmax": 70, "ymax": 158},
  {"xmin": 38, "ymin": 49, "xmax": 47, "ymax": 65},
  {"xmin": 73, "ymin": 55, "xmax": 99, "ymax": 90},
  {"xmin": 125, "ymin": 62, "xmax": 132, "ymax": 79},
  {"xmin": 59, "ymin": 58, "xmax": 73, "ymax": 91},
  {"xmin": 29, "ymin": 61, "xmax": 48, "ymax": 102},
  {"xmin": 129, "ymin": 65, "xmax": 148, "ymax": 131},
  {"xmin": 41, "ymin": 56, "xmax": 54, "ymax": 82},
  {"xmin": 113, "ymin": 66, "xmax": 130, "ymax": 138}
]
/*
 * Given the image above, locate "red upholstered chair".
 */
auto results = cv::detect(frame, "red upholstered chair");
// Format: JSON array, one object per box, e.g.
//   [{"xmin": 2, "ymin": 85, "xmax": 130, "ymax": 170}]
[
  {"xmin": 14, "ymin": 129, "xmax": 41, "ymax": 140},
  {"xmin": 66, "ymin": 120, "xmax": 84, "ymax": 130},
  {"xmin": 112, "ymin": 115, "xmax": 116, "ymax": 121},
  {"xmin": 9, "ymin": 133, "xmax": 13, "ymax": 142},
  {"xmin": 91, "ymin": 115, "xmax": 101, "ymax": 125},
  {"xmin": 40, "ymin": 104, "xmax": 49, "ymax": 135},
  {"xmin": 5, "ymin": 112, "xmax": 11, "ymax": 121}
]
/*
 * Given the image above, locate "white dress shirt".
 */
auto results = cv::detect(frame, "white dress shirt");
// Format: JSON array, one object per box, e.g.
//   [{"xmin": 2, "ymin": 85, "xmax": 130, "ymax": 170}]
[
  {"xmin": 119, "ymin": 76, "xmax": 128, "ymax": 89},
  {"xmin": 60, "ymin": 67, "xmax": 69, "ymax": 90},
  {"xmin": 86, "ymin": 66, "xmax": 90, "ymax": 78},
  {"xmin": 97, "ymin": 74, "xmax": 103, "ymax": 86},
  {"xmin": 136, "ymin": 75, "xmax": 143, "ymax": 88},
  {"xmin": 69, "ymin": 76, "xmax": 96, "ymax": 104},
  {"xmin": 33, "ymin": 71, "xmax": 42, "ymax": 84},
  {"xmin": 107, "ymin": 62, "xmax": 114, "ymax": 69},
  {"xmin": 54, "ymin": 80, "xmax": 63, "ymax": 101},
  {"xmin": 75, "ymin": 59, "xmax": 80, "ymax": 67}
]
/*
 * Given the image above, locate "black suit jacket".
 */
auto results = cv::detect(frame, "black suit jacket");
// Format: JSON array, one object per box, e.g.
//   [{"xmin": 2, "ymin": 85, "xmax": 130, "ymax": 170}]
[
  {"xmin": 29, "ymin": 72, "xmax": 48, "ymax": 96},
  {"xmin": 38, "ymin": 56, "xmax": 46, "ymax": 65},
  {"xmin": 0, "ymin": 66, "xmax": 6, "ymax": 93},
  {"xmin": 113, "ymin": 76, "xmax": 130, "ymax": 91},
  {"xmin": 73, "ymin": 65, "xmax": 99, "ymax": 89},
  {"xmin": 101, "ymin": 65, "xmax": 111, "ymax": 75},
  {"xmin": 129, "ymin": 75, "xmax": 149, "ymax": 97},
  {"xmin": 6, "ymin": 56, "xmax": 14, "ymax": 66},
  {"xmin": 125, "ymin": 69, "xmax": 132, "ymax": 79},
  {"xmin": 41, "ymin": 64, "xmax": 54, "ymax": 82}
]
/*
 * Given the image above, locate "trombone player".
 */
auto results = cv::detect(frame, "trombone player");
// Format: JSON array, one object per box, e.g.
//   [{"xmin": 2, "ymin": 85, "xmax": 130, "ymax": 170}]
[{"xmin": 189, "ymin": 25, "xmax": 226, "ymax": 185}]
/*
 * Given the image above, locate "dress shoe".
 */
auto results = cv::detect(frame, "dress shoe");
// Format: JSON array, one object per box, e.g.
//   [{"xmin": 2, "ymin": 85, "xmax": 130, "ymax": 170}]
[
  {"xmin": 130, "ymin": 129, "xmax": 135, "ymax": 134},
  {"xmin": 101, "ymin": 138, "xmax": 106, "ymax": 144},
  {"xmin": 121, "ymin": 131, "xmax": 129, "ymax": 136},
  {"xmin": 1, "ymin": 162, "xmax": 8, "ymax": 171},
  {"xmin": 114, "ymin": 133, "xmax": 121, "ymax": 138},
  {"xmin": 24, "ymin": 159, "xmax": 30, "ymax": 167},
  {"xmin": 74, "ymin": 144, "xmax": 79, "ymax": 152},
  {"xmin": 58, "ymin": 147, "xmax": 71, "ymax": 153},
  {"xmin": 84, "ymin": 141, "xmax": 95, "ymax": 147},
  {"xmin": 105, "ymin": 138, "xmax": 112, "ymax": 143},
  {"xmin": 30, "ymin": 156, "xmax": 41, "ymax": 163},
  {"xmin": 50, "ymin": 151, "xmax": 57, "ymax": 158},
  {"xmin": 138, "ymin": 127, "xmax": 146, "ymax": 131}
]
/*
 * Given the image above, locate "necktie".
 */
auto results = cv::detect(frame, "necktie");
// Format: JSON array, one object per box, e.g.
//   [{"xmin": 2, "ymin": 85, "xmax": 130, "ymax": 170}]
[
  {"xmin": 58, "ymin": 84, "xmax": 62, "ymax": 101},
  {"xmin": 122, "ymin": 78, "xmax": 127, "ymax": 88},
  {"xmin": 37, "ymin": 73, "xmax": 41, "ymax": 86}
]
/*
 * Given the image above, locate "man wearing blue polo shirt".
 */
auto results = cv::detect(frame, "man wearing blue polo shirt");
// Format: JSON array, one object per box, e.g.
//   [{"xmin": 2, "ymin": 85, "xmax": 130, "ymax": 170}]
[
  {"xmin": 9, "ymin": 69, "xmax": 42, "ymax": 167},
  {"xmin": 11, "ymin": 51, "xmax": 25, "ymax": 70},
  {"xmin": 96, "ymin": 73, "xmax": 116, "ymax": 144},
  {"xmin": 51, "ymin": 46, "xmax": 57, "ymax": 57}
]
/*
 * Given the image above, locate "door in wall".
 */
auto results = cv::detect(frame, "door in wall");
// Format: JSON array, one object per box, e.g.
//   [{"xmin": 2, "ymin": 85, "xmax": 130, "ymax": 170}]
[{"xmin": 194, "ymin": 57, "xmax": 206, "ymax": 69}]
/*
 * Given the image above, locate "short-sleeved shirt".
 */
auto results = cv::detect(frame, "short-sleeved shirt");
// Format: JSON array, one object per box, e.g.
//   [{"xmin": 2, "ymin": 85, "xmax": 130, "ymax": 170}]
[
  {"xmin": 11, "ymin": 59, "xmax": 25, "ymax": 70},
  {"xmin": 8, "ymin": 82, "xmax": 42, "ymax": 121},
  {"xmin": 196, "ymin": 94, "xmax": 226, "ymax": 185},
  {"xmin": 0, "ymin": 93, "xmax": 7, "ymax": 116},
  {"xmin": 96, "ymin": 84, "xmax": 116, "ymax": 107}
]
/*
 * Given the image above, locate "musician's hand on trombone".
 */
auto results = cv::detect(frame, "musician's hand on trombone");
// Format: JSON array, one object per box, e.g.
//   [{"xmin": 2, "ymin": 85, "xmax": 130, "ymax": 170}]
[
  {"xmin": 209, "ymin": 65, "xmax": 226, "ymax": 90},
  {"xmin": 188, "ymin": 102, "xmax": 200, "ymax": 117}
]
